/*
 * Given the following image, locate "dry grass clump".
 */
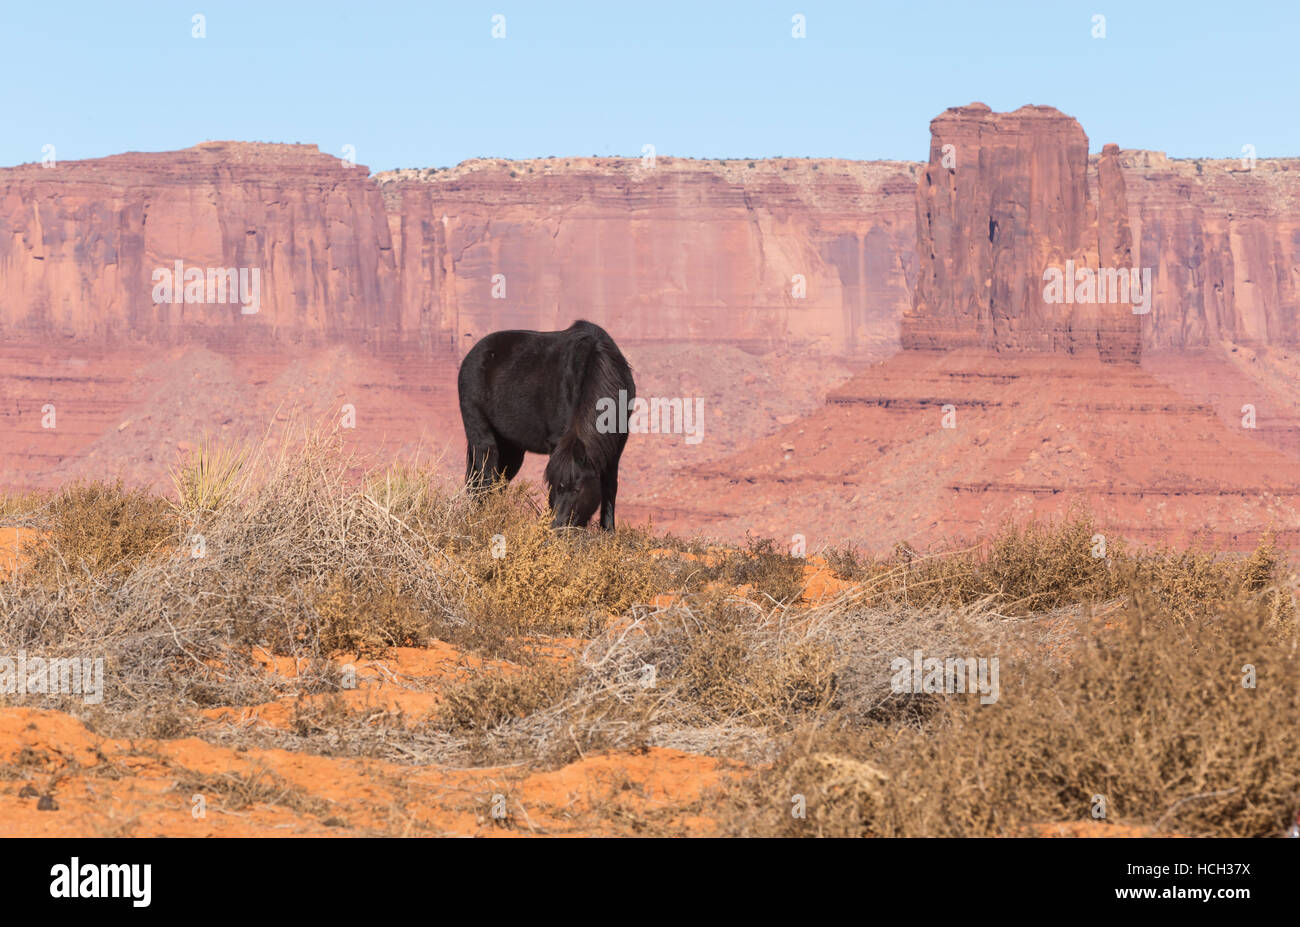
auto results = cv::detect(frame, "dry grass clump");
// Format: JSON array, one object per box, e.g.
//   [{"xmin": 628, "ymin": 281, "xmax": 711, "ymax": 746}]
[
  {"xmin": 825, "ymin": 510, "xmax": 1295, "ymax": 625},
  {"xmin": 440, "ymin": 485, "xmax": 671, "ymax": 640},
  {"xmin": 648, "ymin": 533, "xmax": 808, "ymax": 602},
  {"xmin": 721, "ymin": 588, "xmax": 1300, "ymax": 837},
  {"xmin": 433, "ymin": 663, "xmax": 580, "ymax": 732},
  {"xmin": 19, "ymin": 481, "xmax": 175, "ymax": 582},
  {"xmin": 171, "ymin": 765, "xmax": 332, "ymax": 818},
  {"xmin": 614, "ymin": 595, "xmax": 840, "ymax": 726},
  {"xmin": 311, "ymin": 571, "xmax": 430, "ymax": 655}
]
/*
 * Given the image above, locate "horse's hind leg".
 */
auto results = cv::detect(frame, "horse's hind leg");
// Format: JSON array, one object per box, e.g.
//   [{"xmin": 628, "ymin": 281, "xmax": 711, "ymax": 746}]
[
  {"xmin": 462, "ymin": 407, "xmax": 501, "ymax": 496},
  {"xmin": 465, "ymin": 442, "xmax": 500, "ymax": 496}
]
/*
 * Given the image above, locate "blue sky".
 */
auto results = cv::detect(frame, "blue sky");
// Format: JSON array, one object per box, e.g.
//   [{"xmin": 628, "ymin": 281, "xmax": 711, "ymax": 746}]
[{"xmin": 3, "ymin": 0, "xmax": 1296, "ymax": 172}]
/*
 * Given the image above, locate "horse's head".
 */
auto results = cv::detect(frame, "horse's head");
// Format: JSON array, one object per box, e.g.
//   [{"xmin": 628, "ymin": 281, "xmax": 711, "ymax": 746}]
[{"xmin": 545, "ymin": 436, "xmax": 602, "ymax": 529}]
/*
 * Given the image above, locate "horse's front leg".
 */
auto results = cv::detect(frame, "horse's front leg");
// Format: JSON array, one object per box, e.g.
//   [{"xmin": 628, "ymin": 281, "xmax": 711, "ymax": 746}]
[{"xmin": 599, "ymin": 469, "xmax": 619, "ymax": 531}]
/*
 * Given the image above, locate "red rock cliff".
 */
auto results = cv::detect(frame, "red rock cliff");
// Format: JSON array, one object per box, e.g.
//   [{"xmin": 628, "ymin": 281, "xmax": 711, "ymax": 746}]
[
  {"xmin": 1116, "ymin": 149, "xmax": 1300, "ymax": 350},
  {"xmin": 378, "ymin": 157, "xmax": 917, "ymax": 354},
  {"xmin": 1, "ymin": 127, "xmax": 1296, "ymax": 356},
  {"xmin": 0, "ymin": 147, "xmax": 917, "ymax": 354},
  {"xmin": 0, "ymin": 142, "xmax": 399, "ymax": 348}
]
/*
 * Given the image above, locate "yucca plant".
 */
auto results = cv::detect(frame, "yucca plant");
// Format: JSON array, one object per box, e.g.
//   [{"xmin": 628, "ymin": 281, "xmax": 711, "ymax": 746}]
[{"xmin": 169, "ymin": 437, "xmax": 251, "ymax": 514}]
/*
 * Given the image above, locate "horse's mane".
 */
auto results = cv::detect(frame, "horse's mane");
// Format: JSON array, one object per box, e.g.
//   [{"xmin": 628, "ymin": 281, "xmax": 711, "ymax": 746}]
[{"xmin": 545, "ymin": 321, "xmax": 633, "ymax": 482}]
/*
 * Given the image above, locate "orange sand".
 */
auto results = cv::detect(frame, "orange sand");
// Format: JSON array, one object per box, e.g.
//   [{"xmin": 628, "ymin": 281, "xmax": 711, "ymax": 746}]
[{"xmin": 0, "ymin": 707, "xmax": 735, "ymax": 837}]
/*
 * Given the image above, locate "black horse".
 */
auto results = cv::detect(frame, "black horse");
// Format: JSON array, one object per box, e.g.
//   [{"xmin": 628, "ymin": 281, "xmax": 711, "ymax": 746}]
[{"xmin": 457, "ymin": 320, "xmax": 635, "ymax": 530}]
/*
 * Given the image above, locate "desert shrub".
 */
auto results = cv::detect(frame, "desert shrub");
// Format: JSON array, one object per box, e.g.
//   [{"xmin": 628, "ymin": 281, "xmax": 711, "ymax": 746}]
[
  {"xmin": 718, "ymin": 727, "xmax": 894, "ymax": 836},
  {"xmin": 874, "ymin": 512, "xmax": 1122, "ymax": 613},
  {"xmin": 967, "ymin": 513, "xmax": 1119, "ymax": 609},
  {"xmin": 362, "ymin": 463, "xmax": 434, "ymax": 524},
  {"xmin": 825, "ymin": 514, "xmax": 1120, "ymax": 612},
  {"xmin": 825, "ymin": 512, "xmax": 1293, "ymax": 624},
  {"xmin": 823, "ymin": 544, "xmax": 871, "ymax": 582},
  {"xmin": 311, "ymin": 571, "xmax": 431, "ymax": 655},
  {"xmin": 433, "ymin": 663, "xmax": 578, "ymax": 731},
  {"xmin": 649, "ymin": 534, "xmax": 807, "ymax": 602},
  {"xmin": 1120, "ymin": 533, "xmax": 1295, "ymax": 625},
  {"xmin": 668, "ymin": 599, "xmax": 837, "ymax": 723},
  {"xmin": 441, "ymin": 485, "xmax": 671, "ymax": 638},
  {"xmin": 722, "ymin": 591, "xmax": 1300, "ymax": 837},
  {"xmin": 0, "ymin": 491, "xmax": 43, "ymax": 519},
  {"xmin": 585, "ymin": 592, "xmax": 842, "ymax": 728},
  {"xmin": 22, "ymin": 481, "xmax": 175, "ymax": 581},
  {"xmin": 726, "ymin": 536, "xmax": 808, "ymax": 603}
]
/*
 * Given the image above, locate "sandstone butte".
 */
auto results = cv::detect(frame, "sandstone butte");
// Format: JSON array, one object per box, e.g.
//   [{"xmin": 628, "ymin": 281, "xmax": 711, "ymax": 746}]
[
  {"xmin": 1, "ymin": 104, "xmax": 1299, "ymax": 554},
  {"xmin": 901, "ymin": 103, "xmax": 1299, "ymax": 357}
]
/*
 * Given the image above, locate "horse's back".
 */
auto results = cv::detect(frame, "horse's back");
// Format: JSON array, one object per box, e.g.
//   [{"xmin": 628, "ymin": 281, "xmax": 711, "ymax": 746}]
[
  {"xmin": 459, "ymin": 321, "xmax": 627, "ymax": 384},
  {"xmin": 458, "ymin": 320, "xmax": 630, "ymax": 453}
]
